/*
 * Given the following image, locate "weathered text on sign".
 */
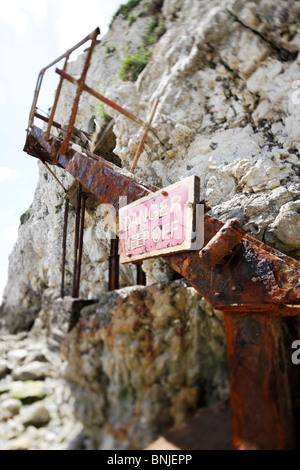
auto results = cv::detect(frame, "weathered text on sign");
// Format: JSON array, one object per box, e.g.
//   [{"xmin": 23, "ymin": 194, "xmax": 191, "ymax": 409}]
[{"xmin": 119, "ymin": 175, "xmax": 202, "ymax": 263}]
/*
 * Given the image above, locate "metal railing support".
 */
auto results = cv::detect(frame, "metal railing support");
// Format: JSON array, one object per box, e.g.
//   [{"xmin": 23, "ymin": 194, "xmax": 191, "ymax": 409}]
[
  {"xmin": 61, "ymin": 198, "xmax": 69, "ymax": 298},
  {"xmin": 59, "ymin": 28, "xmax": 100, "ymax": 155}
]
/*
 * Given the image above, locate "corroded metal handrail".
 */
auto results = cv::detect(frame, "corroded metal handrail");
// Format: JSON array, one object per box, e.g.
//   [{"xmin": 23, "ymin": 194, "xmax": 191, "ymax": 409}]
[
  {"xmin": 27, "ymin": 27, "xmax": 100, "ymax": 138},
  {"xmin": 27, "ymin": 25, "xmax": 160, "ymax": 161}
]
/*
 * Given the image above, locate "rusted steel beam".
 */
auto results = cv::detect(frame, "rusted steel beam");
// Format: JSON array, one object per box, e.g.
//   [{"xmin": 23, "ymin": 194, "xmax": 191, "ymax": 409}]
[
  {"xmin": 109, "ymin": 237, "xmax": 120, "ymax": 291},
  {"xmin": 72, "ymin": 184, "xmax": 82, "ymax": 298},
  {"xmin": 224, "ymin": 311, "xmax": 295, "ymax": 449},
  {"xmin": 61, "ymin": 198, "xmax": 69, "ymax": 298},
  {"xmin": 23, "ymin": 126, "xmax": 63, "ymax": 164},
  {"xmin": 56, "ymin": 68, "xmax": 156, "ymax": 134},
  {"xmin": 167, "ymin": 241, "xmax": 300, "ymax": 312},
  {"xmin": 59, "ymin": 29, "xmax": 100, "ymax": 155}
]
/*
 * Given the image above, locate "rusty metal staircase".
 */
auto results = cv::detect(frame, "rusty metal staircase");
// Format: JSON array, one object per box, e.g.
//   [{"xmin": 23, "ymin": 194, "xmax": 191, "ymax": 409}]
[{"xmin": 24, "ymin": 28, "xmax": 300, "ymax": 450}]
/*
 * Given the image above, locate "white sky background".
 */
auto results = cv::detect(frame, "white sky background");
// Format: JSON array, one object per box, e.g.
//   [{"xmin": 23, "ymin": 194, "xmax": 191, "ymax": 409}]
[{"xmin": 0, "ymin": 0, "xmax": 123, "ymax": 302}]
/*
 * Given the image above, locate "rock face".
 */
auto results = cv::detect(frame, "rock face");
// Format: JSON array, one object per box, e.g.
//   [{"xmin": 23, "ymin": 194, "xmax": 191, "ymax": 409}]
[{"xmin": 62, "ymin": 281, "xmax": 227, "ymax": 449}]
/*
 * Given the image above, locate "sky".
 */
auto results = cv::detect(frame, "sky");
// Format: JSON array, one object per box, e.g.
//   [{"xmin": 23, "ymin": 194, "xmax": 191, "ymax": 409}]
[{"xmin": 0, "ymin": 0, "xmax": 123, "ymax": 301}]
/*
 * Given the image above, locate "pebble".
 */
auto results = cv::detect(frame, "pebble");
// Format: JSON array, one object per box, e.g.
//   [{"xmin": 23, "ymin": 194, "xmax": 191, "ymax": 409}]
[
  {"xmin": 7, "ymin": 349, "xmax": 28, "ymax": 364},
  {"xmin": 5, "ymin": 434, "xmax": 31, "ymax": 450},
  {"xmin": 0, "ymin": 362, "xmax": 9, "ymax": 379},
  {"xmin": 21, "ymin": 403, "xmax": 51, "ymax": 428},
  {"xmin": 11, "ymin": 361, "xmax": 52, "ymax": 381},
  {"xmin": 0, "ymin": 398, "xmax": 22, "ymax": 417},
  {"xmin": 24, "ymin": 350, "xmax": 48, "ymax": 364}
]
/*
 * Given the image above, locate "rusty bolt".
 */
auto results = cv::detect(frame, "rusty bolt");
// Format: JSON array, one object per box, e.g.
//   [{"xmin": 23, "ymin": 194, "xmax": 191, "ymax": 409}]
[
  {"xmin": 251, "ymin": 276, "xmax": 261, "ymax": 285},
  {"xmin": 214, "ymin": 292, "xmax": 223, "ymax": 299},
  {"xmin": 232, "ymin": 285, "xmax": 242, "ymax": 292}
]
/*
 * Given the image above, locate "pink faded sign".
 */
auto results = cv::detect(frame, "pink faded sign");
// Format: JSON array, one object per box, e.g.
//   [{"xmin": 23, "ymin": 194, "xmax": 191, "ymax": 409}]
[{"xmin": 120, "ymin": 175, "xmax": 200, "ymax": 263}]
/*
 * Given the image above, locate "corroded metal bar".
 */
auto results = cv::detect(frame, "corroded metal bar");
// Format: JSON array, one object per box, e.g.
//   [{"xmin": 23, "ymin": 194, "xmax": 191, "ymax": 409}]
[
  {"xmin": 61, "ymin": 198, "xmax": 69, "ymax": 298},
  {"xmin": 131, "ymin": 98, "xmax": 159, "ymax": 173},
  {"xmin": 199, "ymin": 219, "xmax": 246, "ymax": 266},
  {"xmin": 76, "ymin": 193, "xmax": 86, "ymax": 297},
  {"xmin": 72, "ymin": 184, "xmax": 82, "ymax": 298},
  {"xmin": 109, "ymin": 237, "xmax": 119, "ymax": 291},
  {"xmin": 34, "ymin": 112, "xmax": 62, "ymax": 132},
  {"xmin": 41, "ymin": 161, "xmax": 67, "ymax": 193},
  {"xmin": 59, "ymin": 150, "xmax": 154, "ymax": 211},
  {"xmin": 60, "ymin": 28, "xmax": 100, "ymax": 155},
  {"xmin": 45, "ymin": 55, "xmax": 70, "ymax": 142},
  {"xmin": 28, "ymin": 72, "xmax": 44, "ymax": 130}
]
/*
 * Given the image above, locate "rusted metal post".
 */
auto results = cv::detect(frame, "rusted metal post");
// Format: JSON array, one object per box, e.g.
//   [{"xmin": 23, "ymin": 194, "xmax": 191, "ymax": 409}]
[
  {"xmin": 72, "ymin": 184, "xmax": 82, "ymax": 298},
  {"xmin": 131, "ymin": 98, "xmax": 159, "ymax": 173},
  {"xmin": 224, "ymin": 311, "xmax": 295, "ymax": 450},
  {"xmin": 59, "ymin": 28, "xmax": 100, "ymax": 155},
  {"xmin": 61, "ymin": 198, "xmax": 69, "ymax": 298},
  {"xmin": 109, "ymin": 237, "xmax": 119, "ymax": 291},
  {"xmin": 136, "ymin": 263, "xmax": 146, "ymax": 285},
  {"xmin": 28, "ymin": 72, "xmax": 45, "ymax": 130},
  {"xmin": 45, "ymin": 55, "xmax": 70, "ymax": 141},
  {"xmin": 75, "ymin": 193, "xmax": 86, "ymax": 298}
]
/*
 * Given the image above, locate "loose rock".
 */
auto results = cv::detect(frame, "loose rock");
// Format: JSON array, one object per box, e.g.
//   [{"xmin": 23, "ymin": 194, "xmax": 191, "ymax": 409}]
[
  {"xmin": 0, "ymin": 362, "xmax": 9, "ymax": 379},
  {"xmin": 10, "ymin": 380, "xmax": 47, "ymax": 403},
  {"xmin": 0, "ymin": 398, "xmax": 22, "ymax": 417},
  {"xmin": 11, "ymin": 361, "xmax": 52, "ymax": 381},
  {"xmin": 21, "ymin": 403, "xmax": 51, "ymax": 428}
]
